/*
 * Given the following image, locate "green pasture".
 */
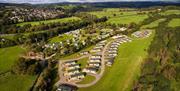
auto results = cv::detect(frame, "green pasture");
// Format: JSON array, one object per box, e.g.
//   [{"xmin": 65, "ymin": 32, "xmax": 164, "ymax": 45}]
[
  {"xmin": 0, "ymin": 46, "xmax": 27, "ymax": 73},
  {"xmin": 0, "ymin": 72, "xmax": 36, "ymax": 91},
  {"xmin": 168, "ymin": 18, "xmax": 180, "ymax": 27},
  {"xmin": 16, "ymin": 17, "xmax": 81, "ymax": 26}
]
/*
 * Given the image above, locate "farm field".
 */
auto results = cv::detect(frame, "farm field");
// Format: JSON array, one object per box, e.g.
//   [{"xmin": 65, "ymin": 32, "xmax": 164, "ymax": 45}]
[
  {"xmin": 0, "ymin": 73, "xmax": 36, "ymax": 91},
  {"xmin": 89, "ymin": 9, "xmax": 137, "ymax": 18},
  {"xmin": 89, "ymin": 8, "xmax": 148, "ymax": 24},
  {"xmin": 141, "ymin": 18, "xmax": 166, "ymax": 29},
  {"xmin": 0, "ymin": 46, "xmax": 27, "ymax": 73},
  {"xmin": 79, "ymin": 31, "xmax": 155, "ymax": 91},
  {"xmin": 161, "ymin": 10, "xmax": 180, "ymax": 15},
  {"xmin": 107, "ymin": 14, "xmax": 148, "ymax": 24},
  {"xmin": 16, "ymin": 17, "xmax": 81, "ymax": 26},
  {"xmin": 168, "ymin": 18, "xmax": 180, "ymax": 27}
]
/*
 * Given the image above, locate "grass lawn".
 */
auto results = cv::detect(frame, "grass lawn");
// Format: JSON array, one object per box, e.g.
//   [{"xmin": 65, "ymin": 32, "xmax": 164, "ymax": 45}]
[
  {"xmin": 141, "ymin": 18, "xmax": 166, "ymax": 29},
  {"xmin": 48, "ymin": 34, "xmax": 74, "ymax": 43},
  {"xmin": 161, "ymin": 10, "xmax": 180, "ymax": 15},
  {"xmin": 0, "ymin": 72, "xmax": 36, "ymax": 91},
  {"xmin": 0, "ymin": 46, "xmax": 27, "ymax": 73},
  {"xmin": 16, "ymin": 17, "xmax": 81, "ymax": 26},
  {"xmin": 77, "ymin": 57, "xmax": 88, "ymax": 68},
  {"xmin": 77, "ymin": 75, "xmax": 95, "ymax": 84},
  {"xmin": 107, "ymin": 15, "xmax": 148, "ymax": 24},
  {"xmin": 168, "ymin": 18, "xmax": 180, "ymax": 27},
  {"xmin": 78, "ymin": 31, "xmax": 155, "ymax": 91}
]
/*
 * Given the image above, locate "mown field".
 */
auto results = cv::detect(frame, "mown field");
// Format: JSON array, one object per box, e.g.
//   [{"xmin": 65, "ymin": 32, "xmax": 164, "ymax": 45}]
[
  {"xmin": 0, "ymin": 46, "xmax": 27, "ymax": 73},
  {"xmin": 79, "ymin": 31, "xmax": 155, "ymax": 91},
  {"xmin": 0, "ymin": 73, "xmax": 36, "ymax": 91},
  {"xmin": 16, "ymin": 17, "xmax": 81, "ymax": 26},
  {"xmin": 89, "ymin": 8, "xmax": 148, "ymax": 24},
  {"xmin": 168, "ymin": 18, "xmax": 180, "ymax": 27},
  {"xmin": 0, "ymin": 46, "xmax": 37, "ymax": 91}
]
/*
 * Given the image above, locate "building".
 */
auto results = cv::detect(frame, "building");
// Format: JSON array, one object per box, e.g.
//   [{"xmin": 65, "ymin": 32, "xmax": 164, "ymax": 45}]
[
  {"xmin": 83, "ymin": 67, "xmax": 98, "ymax": 74},
  {"xmin": 57, "ymin": 84, "xmax": 77, "ymax": 91},
  {"xmin": 68, "ymin": 73, "xmax": 85, "ymax": 81},
  {"xmin": 64, "ymin": 69, "xmax": 80, "ymax": 76},
  {"xmin": 63, "ymin": 61, "xmax": 77, "ymax": 66},
  {"xmin": 106, "ymin": 58, "xmax": 115, "ymax": 66}
]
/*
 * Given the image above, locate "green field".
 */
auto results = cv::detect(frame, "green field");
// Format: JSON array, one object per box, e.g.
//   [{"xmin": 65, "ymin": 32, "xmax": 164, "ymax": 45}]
[
  {"xmin": 89, "ymin": 8, "xmax": 148, "ymax": 24},
  {"xmin": 89, "ymin": 9, "xmax": 137, "ymax": 18},
  {"xmin": 77, "ymin": 75, "xmax": 95, "ymax": 84},
  {"xmin": 168, "ymin": 18, "xmax": 180, "ymax": 27},
  {"xmin": 161, "ymin": 10, "xmax": 180, "ymax": 15},
  {"xmin": 141, "ymin": 18, "xmax": 166, "ymax": 29},
  {"xmin": 107, "ymin": 15, "xmax": 148, "ymax": 24},
  {"xmin": 16, "ymin": 17, "xmax": 81, "ymax": 26},
  {"xmin": 77, "ymin": 57, "xmax": 88, "ymax": 68},
  {"xmin": 79, "ymin": 31, "xmax": 155, "ymax": 91},
  {"xmin": 0, "ymin": 46, "xmax": 27, "ymax": 73},
  {"xmin": 0, "ymin": 73, "xmax": 36, "ymax": 91}
]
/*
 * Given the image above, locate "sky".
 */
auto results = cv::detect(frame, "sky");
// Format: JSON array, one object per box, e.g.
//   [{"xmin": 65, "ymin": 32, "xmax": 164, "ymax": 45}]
[{"xmin": 0, "ymin": 0, "xmax": 179, "ymax": 4}]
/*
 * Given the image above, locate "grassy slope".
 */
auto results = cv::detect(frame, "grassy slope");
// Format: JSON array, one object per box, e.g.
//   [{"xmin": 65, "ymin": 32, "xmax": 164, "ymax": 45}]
[
  {"xmin": 16, "ymin": 17, "xmax": 81, "ymax": 26},
  {"xmin": 77, "ymin": 75, "xmax": 95, "ymax": 84},
  {"xmin": 48, "ymin": 34, "xmax": 73, "ymax": 43},
  {"xmin": 79, "ymin": 31, "xmax": 155, "ymax": 91},
  {"xmin": 0, "ymin": 46, "xmax": 26, "ymax": 73},
  {"xmin": 141, "ymin": 18, "xmax": 166, "ymax": 29},
  {"xmin": 0, "ymin": 73, "xmax": 36, "ymax": 91},
  {"xmin": 168, "ymin": 18, "xmax": 180, "ymax": 27}
]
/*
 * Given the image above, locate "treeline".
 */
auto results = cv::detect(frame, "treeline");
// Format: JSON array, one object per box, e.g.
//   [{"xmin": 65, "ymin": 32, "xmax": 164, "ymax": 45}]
[
  {"xmin": 133, "ymin": 16, "xmax": 180, "ymax": 91},
  {"xmin": 0, "ymin": 19, "xmax": 80, "ymax": 34}
]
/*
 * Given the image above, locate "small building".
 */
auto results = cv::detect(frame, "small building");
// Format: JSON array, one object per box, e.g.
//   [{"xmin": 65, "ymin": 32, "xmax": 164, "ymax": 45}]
[
  {"xmin": 89, "ymin": 59, "xmax": 101, "ymax": 63},
  {"xmin": 88, "ymin": 62, "xmax": 101, "ymax": 67},
  {"xmin": 64, "ymin": 69, "xmax": 80, "ymax": 76},
  {"xmin": 79, "ymin": 51, "xmax": 89, "ymax": 55},
  {"xmin": 57, "ymin": 84, "xmax": 77, "ymax": 91},
  {"xmin": 91, "ymin": 55, "xmax": 102, "ymax": 59},
  {"xmin": 68, "ymin": 73, "xmax": 85, "ymax": 81},
  {"xmin": 83, "ymin": 67, "xmax": 98, "ymax": 74},
  {"xmin": 106, "ymin": 58, "xmax": 115, "ymax": 66},
  {"xmin": 63, "ymin": 61, "xmax": 77, "ymax": 66},
  {"xmin": 66, "ymin": 64, "xmax": 80, "ymax": 70}
]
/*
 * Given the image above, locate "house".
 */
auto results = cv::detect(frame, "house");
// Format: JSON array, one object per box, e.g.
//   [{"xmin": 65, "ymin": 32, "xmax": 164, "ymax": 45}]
[
  {"xmin": 63, "ymin": 61, "xmax": 77, "ymax": 66},
  {"xmin": 66, "ymin": 64, "xmax": 80, "ymax": 70},
  {"xmin": 80, "ymin": 51, "xmax": 89, "ymax": 55},
  {"xmin": 68, "ymin": 73, "xmax": 85, "ymax": 81},
  {"xmin": 91, "ymin": 55, "xmax": 102, "ymax": 59},
  {"xmin": 83, "ymin": 67, "xmax": 98, "ymax": 74},
  {"xmin": 106, "ymin": 58, "xmax": 115, "ymax": 66},
  {"xmin": 57, "ymin": 84, "xmax": 77, "ymax": 91},
  {"xmin": 64, "ymin": 69, "xmax": 80, "ymax": 76},
  {"xmin": 89, "ymin": 59, "xmax": 101, "ymax": 63},
  {"xmin": 88, "ymin": 62, "xmax": 101, "ymax": 67}
]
